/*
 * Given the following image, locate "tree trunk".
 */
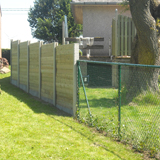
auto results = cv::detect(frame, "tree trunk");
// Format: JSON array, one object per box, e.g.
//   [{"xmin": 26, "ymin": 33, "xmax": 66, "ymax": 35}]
[{"xmin": 126, "ymin": 0, "xmax": 160, "ymax": 100}]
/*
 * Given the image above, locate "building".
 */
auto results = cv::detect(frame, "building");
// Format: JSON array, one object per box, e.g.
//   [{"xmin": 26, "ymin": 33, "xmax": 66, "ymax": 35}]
[{"xmin": 71, "ymin": 0, "xmax": 131, "ymax": 58}]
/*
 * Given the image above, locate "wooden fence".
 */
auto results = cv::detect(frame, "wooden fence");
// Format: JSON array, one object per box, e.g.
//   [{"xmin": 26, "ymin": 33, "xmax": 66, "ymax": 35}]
[
  {"xmin": 112, "ymin": 14, "xmax": 136, "ymax": 57},
  {"xmin": 11, "ymin": 40, "xmax": 79, "ymax": 116}
]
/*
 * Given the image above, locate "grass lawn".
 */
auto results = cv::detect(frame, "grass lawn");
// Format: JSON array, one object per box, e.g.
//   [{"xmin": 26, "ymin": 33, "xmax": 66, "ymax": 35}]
[
  {"xmin": 79, "ymin": 87, "xmax": 160, "ymax": 157},
  {"xmin": 0, "ymin": 72, "xmax": 144, "ymax": 160}
]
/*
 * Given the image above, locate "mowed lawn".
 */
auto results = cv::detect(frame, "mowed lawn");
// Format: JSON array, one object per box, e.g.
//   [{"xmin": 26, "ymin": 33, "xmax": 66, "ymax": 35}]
[
  {"xmin": 0, "ymin": 72, "xmax": 143, "ymax": 160},
  {"xmin": 79, "ymin": 87, "xmax": 160, "ymax": 154}
]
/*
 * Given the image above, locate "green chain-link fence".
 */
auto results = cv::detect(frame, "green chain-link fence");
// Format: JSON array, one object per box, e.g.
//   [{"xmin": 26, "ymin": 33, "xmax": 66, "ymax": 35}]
[{"xmin": 77, "ymin": 60, "xmax": 160, "ymax": 158}]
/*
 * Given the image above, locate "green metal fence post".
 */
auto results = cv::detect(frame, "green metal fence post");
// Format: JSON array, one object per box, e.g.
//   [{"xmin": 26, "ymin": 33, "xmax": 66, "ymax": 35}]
[
  {"xmin": 78, "ymin": 62, "xmax": 92, "ymax": 125},
  {"xmin": 118, "ymin": 65, "xmax": 122, "ymax": 138}
]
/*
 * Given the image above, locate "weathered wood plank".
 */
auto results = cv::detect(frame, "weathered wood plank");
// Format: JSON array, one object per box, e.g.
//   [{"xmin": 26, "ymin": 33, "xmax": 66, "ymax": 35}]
[
  {"xmin": 29, "ymin": 86, "xmax": 39, "ymax": 91},
  {"xmin": 41, "ymin": 80, "xmax": 53, "ymax": 86},
  {"xmin": 41, "ymin": 92, "xmax": 53, "ymax": 99},
  {"xmin": 20, "ymin": 79, "xmax": 27, "ymax": 85},
  {"xmin": 56, "ymin": 83, "xmax": 73, "ymax": 90},
  {"xmin": 41, "ymin": 73, "xmax": 54, "ymax": 79},
  {"xmin": 56, "ymin": 99, "xmax": 73, "ymax": 109},
  {"xmin": 56, "ymin": 69, "xmax": 73, "ymax": 75}
]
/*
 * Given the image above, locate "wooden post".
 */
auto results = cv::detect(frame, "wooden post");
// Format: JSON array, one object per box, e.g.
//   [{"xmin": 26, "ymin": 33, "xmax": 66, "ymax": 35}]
[
  {"xmin": 53, "ymin": 42, "xmax": 58, "ymax": 106},
  {"xmin": 62, "ymin": 21, "xmax": 65, "ymax": 45},
  {"xmin": 27, "ymin": 41, "xmax": 30, "ymax": 93},
  {"xmin": 73, "ymin": 43, "xmax": 79, "ymax": 117}
]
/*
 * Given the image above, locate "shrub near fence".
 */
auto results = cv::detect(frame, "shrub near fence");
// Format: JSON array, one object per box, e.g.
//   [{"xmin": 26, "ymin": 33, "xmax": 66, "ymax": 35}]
[
  {"xmin": 10, "ymin": 40, "xmax": 79, "ymax": 116},
  {"xmin": 77, "ymin": 60, "xmax": 160, "ymax": 158},
  {"xmin": 2, "ymin": 49, "xmax": 10, "ymax": 64}
]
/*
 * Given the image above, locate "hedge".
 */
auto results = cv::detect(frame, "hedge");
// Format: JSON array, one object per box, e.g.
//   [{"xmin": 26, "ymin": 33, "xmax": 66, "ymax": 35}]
[{"xmin": 2, "ymin": 49, "xmax": 10, "ymax": 64}]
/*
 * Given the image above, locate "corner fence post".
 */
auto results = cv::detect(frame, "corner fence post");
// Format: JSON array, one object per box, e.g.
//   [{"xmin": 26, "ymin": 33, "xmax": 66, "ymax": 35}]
[
  {"xmin": 118, "ymin": 65, "xmax": 122, "ymax": 138},
  {"xmin": 77, "ymin": 61, "xmax": 80, "ymax": 119}
]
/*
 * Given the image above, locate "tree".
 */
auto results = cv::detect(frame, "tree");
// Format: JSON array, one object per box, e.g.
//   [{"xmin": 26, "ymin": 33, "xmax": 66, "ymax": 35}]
[
  {"xmin": 121, "ymin": 0, "xmax": 160, "ymax": 100},
  {"xmin": 28, "ymin": 0, "xmax": 82, "ymax": 44}
]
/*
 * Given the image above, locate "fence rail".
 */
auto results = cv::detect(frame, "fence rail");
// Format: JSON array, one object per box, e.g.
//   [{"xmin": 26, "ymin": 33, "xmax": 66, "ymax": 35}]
[{"xmin": 11, "ymin": 40, "xmax": 79, "ymax": 116}]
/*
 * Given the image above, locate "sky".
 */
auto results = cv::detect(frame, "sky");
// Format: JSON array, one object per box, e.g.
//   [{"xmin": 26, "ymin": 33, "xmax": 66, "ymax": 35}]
[{"xmin": 1, "ymin": 0, "xmax": 38, "ymax": 49}]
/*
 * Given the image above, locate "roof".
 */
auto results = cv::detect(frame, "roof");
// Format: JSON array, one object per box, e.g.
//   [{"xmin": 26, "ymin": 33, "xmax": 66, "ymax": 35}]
[
  {"xmin": 71, "ymin": 0, "xmax": 123, "ymax": 24},
  {"xmin": 72, "ymin": 0, "xmax": 122, "ymax": 2},
  {"xmin": 71, "ymin": 0, "xmax": 122, "ymax": 5}
]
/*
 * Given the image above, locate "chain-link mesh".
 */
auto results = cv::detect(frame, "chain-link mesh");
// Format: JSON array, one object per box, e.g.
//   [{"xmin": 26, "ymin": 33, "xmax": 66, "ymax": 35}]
[{"xmin": 77, "ymin": 60, "xmax": 160, "ymax": 158}]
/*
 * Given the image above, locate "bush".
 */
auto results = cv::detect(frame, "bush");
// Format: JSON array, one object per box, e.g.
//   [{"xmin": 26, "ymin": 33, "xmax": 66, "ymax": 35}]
[{"xmin": 2, "ymin": 49, "xmax": 10, "ymax": 64}]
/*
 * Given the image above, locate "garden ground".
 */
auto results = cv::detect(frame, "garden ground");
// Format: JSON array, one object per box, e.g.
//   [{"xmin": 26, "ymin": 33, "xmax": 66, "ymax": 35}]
[{"xmin": 0, "ymin": 72, "xmax": 144, "ymax": 160}]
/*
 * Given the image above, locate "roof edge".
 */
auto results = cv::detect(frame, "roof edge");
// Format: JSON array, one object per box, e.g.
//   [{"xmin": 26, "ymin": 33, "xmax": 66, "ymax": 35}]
[{"xmin": 70, "ymin": 2, "xmax": 121, "ymax": 5}]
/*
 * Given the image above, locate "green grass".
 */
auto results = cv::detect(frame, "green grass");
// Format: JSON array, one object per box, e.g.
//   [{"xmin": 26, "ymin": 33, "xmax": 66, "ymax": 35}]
[
  {"xmin": 0, "ymin": 73, "xmax": 143, "ymax": 160},
  {"xmin": 79, "ymin": 87, "xmax": 160, "ymax": 157}
]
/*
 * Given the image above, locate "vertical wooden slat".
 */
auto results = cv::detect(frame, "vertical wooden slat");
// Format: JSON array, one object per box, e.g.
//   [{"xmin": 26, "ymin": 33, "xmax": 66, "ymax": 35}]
[
  {"xmin": 112, "ymin": 19, "xmax": 115, "ymax": 56},
  {"xmin": 121, "ymin": 15, "xmax": 124, "ymax": 56},
  {"xmin": 128, "ymin": 18, "xmax": 132, "ymax": 56},
  {"xmin": 117, "ymin": 15, "xmax": 121, "ymax": 56},
  {"xmin": 115, "ymin": 9, "xmax": 118, "ymax": 57},
  {"xmin": 125, "ymin": 16, "xmax": 128, "ymax": 56}
]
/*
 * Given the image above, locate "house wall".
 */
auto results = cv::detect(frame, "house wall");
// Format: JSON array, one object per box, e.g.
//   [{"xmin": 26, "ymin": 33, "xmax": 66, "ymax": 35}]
[{"xmin": 83, "ymin": 5, "xmax": 131, "ymax": 56}]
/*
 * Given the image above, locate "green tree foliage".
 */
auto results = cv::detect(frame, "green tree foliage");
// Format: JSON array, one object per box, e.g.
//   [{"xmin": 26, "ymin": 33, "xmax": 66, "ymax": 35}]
[
  {"xmin": 28, "ymin": 0, "xmax": 82, "ymax": 44},
  {"xmin": 120, "ymin": 0, "xmax": 129, "ymax": 11}
]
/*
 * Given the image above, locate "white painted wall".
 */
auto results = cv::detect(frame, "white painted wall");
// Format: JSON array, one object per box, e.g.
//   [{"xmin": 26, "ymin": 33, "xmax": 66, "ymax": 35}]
[{"xmin": 83, "ymin": 6, "xmax": 131, "ymax": 56}]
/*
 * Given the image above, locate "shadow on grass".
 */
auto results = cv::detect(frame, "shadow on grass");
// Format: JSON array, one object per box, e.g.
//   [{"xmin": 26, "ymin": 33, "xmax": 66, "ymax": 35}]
[
  {"xmin": 51, "ymin": 116, "xmax": 126, "ymax": 160},
  {"xmin": 0, "ymin": 76, "xmax": 127, "ymax": 159},
  {"xmin": 0, "ymin": 76, "xmax": 71, "ymax": 117},
  {"xmin": 80, "ymin": 98, "xmax": 117, "ymax": 108},
  {"xmin": 0, "ymin": 76, "xmax": 137, "ymax": 159}
]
